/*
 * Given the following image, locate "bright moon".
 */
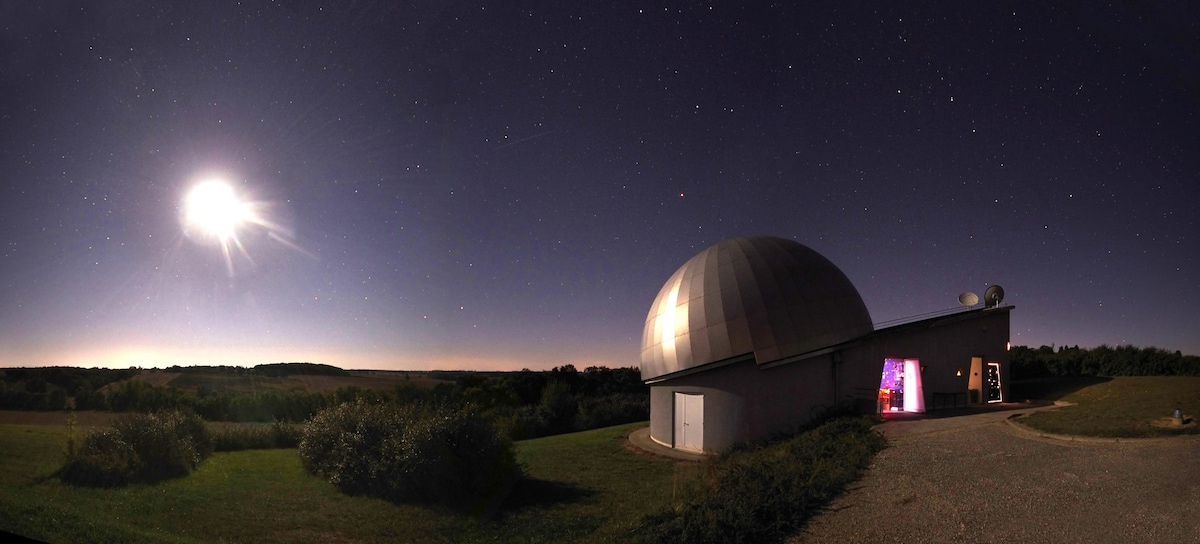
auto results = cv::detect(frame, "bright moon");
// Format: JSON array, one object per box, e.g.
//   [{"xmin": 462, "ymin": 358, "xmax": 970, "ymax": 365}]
[
  {"xmin": 181, "ymin": 179, "xmax": 252, "ymax": 243},
  {"xmin": 178, "ymin": 176, "xmax": 300, "ymax": 276}
]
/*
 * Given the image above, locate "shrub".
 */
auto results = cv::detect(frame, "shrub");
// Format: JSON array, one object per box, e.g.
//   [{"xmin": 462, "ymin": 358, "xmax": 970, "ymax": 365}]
[
  {"xmin": 59, "ymin": 410, "xmax": 213, "ymax": 487},
  {"xmin": 299, "ymin": 400, "xmax": 520, "ymax": 513},
  {"xmin": 633, "ymin": 417, "xmax": 886, "ymax": 544},
  {"xmin": 58, "ymin": 428, "xmax": 138, "ymax": 487}
]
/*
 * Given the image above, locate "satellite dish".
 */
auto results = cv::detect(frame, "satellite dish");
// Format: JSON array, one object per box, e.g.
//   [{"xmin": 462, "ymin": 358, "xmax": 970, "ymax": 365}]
[
  {"xmin": 958, "ymin": 292, "xmax": 979, "ymax": 307},
  {"xmin": 984, "ymin": 285, "xmax": 1005, "ymax": 307}
]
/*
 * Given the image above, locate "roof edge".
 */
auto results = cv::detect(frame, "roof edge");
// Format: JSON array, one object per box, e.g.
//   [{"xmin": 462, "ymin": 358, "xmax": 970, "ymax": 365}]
[{"xmin": 644, "ymin": 353, "xmax": 756, "ymax": 384}]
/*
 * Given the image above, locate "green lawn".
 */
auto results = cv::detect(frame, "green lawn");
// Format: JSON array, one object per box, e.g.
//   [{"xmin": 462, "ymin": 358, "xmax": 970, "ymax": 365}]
[
  {"xmin": 0, "ymin": 421, "xmax": 700, "ymax": 543},
  {"xmin": 1015, "ymin": 376, "xmax": 1200, "ymax": 437}
]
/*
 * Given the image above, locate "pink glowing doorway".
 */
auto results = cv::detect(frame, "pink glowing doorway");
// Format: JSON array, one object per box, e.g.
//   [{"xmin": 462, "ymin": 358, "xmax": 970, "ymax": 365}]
[{"xmin": 878, "ymin": 358, "xmax": 925, "ymax": 413}]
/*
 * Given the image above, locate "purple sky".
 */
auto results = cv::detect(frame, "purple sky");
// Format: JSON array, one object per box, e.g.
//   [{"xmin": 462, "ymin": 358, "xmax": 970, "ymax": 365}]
[{"xmin": 1, "ymin": 2, "xmax": 1197, "ymax": 371}]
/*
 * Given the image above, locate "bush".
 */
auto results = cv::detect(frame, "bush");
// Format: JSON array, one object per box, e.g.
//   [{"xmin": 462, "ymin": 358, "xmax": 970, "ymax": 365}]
[
  {"xmin": 633, "ymin": 417, "xmax": 886, "ymax": 544},
  {"xmin": 299, "ymin": 400, "xmax": 520, "ymax": 513},
  {"xmin": 58, "ymin": 428, "xmax": 138, "ymax": 487},
  {"xmin": 59, "ymin": 410, "xmax": 213, "ymax": 487}
]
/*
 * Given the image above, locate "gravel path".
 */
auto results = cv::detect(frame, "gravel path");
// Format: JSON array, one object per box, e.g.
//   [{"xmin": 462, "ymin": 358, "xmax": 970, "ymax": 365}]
[{"xmin": 793, "ymin": 409, "xmax": 1200, "ymax": 544}]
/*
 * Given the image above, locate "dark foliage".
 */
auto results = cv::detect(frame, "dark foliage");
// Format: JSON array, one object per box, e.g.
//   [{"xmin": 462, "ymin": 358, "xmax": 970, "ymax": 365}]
[
  {"xmin": 166, "ymin": 365, "xmax": 254, "ymax": 375},
  {"xmin": 299, "ymin": 400, "xmax": 520, "ymax": 513},
  {"xmin": 25, "ymin": 378, "xmax": 47, "ymax": 394},
  {"xmin": 227, "ymin": 390, "xmax": 330, "ymax": 422},
  {"xmin": 106, "ymin": 380, "xmax": 187, "ymax": 412},
  {"xmin": 164, "ymin": 362, "xmax": 347, "ymax": 377},
  {"xmin": 1011, "ymin": 344, "xmax": 1200, "ymax": 379},
  {"xmin": 252, "ymin": 362, "xmax": 348, "ymax": 377},
  {"xmin": 576, "ymin": 392, "xmax": 650, "ymax": 430},
  {"xmin": 0, "ymin": 390, "xmax": 47, "ymax": 411},
  {"xmin": 633, "ymin": 417, "xmax": 886, "ymax": 544},
  {"xmin": 73, "ymin": 388, "xmax": 108, "ymax": 410},
  {"xmin": 0, "ymin": 367, "xmax": 134, "ymax": 411},
  {"xmin": 1, "ymin": 366, "xmax": 137, "ymax": 392},
  {"xmin": 211, "ymin": 421, "xmax": 302, "ymax": 451},
  {"xmin": 434, "ymin": 366, "xmax": 647, "ymax": 440},
  {"xmin": 47, "ymin": 389, "xmax": 67, "ymax": 411},
  {"xmin": 59, "ymin": 410, "xmax": 213, "ymax": 487},
  {"xmin": 2, "ymin": 364, "xmax": 648, "ymax": 442}
]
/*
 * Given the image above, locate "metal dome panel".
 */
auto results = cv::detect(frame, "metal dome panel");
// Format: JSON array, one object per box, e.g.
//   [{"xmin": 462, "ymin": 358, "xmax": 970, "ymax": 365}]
[{"xmin": 640, "ymin": 236, "xmax": 873, "ymax": 381}]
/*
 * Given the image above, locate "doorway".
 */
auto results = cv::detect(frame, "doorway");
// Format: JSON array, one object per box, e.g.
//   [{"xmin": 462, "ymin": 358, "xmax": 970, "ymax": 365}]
[
  {"xmin": 986, "ymin": 362, "xmax": 1003, "ymax": 403},
  {"xmin": 673, "ymin": 392, "xmax": 704, "ymax": 452},
  {"xmin": 878, "ymin": 358, "xmax": 925, "ymax": 413}
]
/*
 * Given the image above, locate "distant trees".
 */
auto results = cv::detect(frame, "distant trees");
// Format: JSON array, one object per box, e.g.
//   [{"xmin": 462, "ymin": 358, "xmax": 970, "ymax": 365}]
[
  {"xmin": 486, "ymin": 367, "xmax": 649, "ymax": 440},
  {"xmin": 166, "ymin": 362, "xmax": 346, "ymax": 377},
  {"xmin": 0, "ymin": 367, "xmax": 137, "ymax": 411},
  {"xmin": 252, "ymin": 362, "xmax": 347, "ymax": 377},
  {"xmin": 1010, "ymin": 344, "xmax": 1200, "ymax": 379},
  {"xmin": 48, "ymin": 389, "xmax": 68, "ymax": 411},
  {"xmin": 0, "ymin": 364, "xmax": 650, "ymax": 440}
]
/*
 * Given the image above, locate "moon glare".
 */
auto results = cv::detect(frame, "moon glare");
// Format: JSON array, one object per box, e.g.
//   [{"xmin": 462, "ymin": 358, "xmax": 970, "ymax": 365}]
[
  {"xmin": 181, "ymin": 179, "xmax": 253, "ymax": 244},
  {"xmin": 178, "ymin": 177, "xmax": 301, "ymax": 277}
]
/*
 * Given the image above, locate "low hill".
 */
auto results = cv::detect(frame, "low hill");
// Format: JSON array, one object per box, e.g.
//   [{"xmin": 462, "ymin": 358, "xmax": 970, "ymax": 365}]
[{"xmin": 102, "ymin": 367, "xmax": 453, "ymax": 396}]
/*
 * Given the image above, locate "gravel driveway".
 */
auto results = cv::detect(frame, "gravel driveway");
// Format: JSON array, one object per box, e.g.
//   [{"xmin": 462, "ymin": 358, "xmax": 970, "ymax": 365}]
[{"xmin": 793, "ymin": 408, "xmax": 1200, "ymax": 544}]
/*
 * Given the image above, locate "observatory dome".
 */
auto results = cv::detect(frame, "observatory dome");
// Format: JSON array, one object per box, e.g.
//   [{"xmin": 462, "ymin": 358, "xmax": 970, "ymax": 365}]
[{"xmin": 640, "ymin": 236, "xmax": 873, "ymax": 380}]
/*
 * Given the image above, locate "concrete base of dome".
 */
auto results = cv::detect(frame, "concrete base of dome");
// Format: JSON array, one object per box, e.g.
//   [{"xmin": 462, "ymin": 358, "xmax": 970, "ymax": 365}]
[{"xmin": 626, "ymin": 426, "xmax": 708, "ymax": 461}]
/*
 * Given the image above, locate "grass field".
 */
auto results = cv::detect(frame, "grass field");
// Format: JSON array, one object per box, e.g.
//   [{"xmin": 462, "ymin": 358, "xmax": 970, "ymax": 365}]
[
  {"xmin": 0, "ymin": 410, "xmax": 117, "ymax": 427},
  {"xmin": 165, "ymin": 373, "xmax": 305, "ymax": 394},
  {"xmin": 290, "ymin": 371, "xmax": 451, "ymax": 393},
  {"xmin": 1015, "ymin": 376, "xmax": 1200, "ymax": 437},
  {"xmin": 11, "ymin": 376, "xmax": 1190, "ymax": 541},
  {"xmin": 0, "ymin": 421, "xmax": 699, "ymax": 543}
]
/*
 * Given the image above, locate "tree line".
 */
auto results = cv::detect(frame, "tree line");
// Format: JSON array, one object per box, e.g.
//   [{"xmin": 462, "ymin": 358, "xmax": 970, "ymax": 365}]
[
  {"xmin": 1010, "ymin": 344, "xmax": 1200, "ymax": 379},
  {"xmin": 0, "ymin": 364, "xmax": 648, "ymax": 440}
]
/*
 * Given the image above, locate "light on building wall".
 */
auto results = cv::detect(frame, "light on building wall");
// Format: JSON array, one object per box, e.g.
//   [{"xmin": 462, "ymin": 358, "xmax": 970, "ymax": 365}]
[
  {"xmin": 956, "ymin": 369, "xmax": 962, "ymax": 377},
  {"xmin": 1006, "ymin": 341, "xmax": 1011, "ymax": 351}
]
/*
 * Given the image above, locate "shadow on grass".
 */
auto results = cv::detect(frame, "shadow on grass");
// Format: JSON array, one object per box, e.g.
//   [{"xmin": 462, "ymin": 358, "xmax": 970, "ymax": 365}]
[
  {"xmin": 1010, "ymin": 376, "xmax": 1112, "ymax": 402},
  {"xmin": 499, "ymin": 477, "xmax": 596, "ymax": 512}
]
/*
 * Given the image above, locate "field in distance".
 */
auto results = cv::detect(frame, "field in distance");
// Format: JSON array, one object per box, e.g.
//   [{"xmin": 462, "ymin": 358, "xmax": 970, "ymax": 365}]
[{"xmin": 102, "ymin": 367, "xmax": 454, "ymax": 396}]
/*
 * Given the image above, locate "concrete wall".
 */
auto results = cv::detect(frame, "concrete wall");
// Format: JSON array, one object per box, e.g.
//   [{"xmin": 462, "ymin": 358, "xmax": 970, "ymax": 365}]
[
  {"xmin": 650, "ymin": 354, "xmax": 839, "ymax": 452},
  {"xmin": 839, "ymin": 307, "xmax": 1012, "ymax": 408},
  {"xmin": 647, "ymin": 307, "xmax": 1013, "ymax": 453}
]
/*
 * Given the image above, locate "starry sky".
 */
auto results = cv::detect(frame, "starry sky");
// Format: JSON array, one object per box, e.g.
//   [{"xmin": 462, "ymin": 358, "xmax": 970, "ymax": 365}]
[{"xmin": 1, "ymin": 2, "xmax": 1197, "ymax": 371}]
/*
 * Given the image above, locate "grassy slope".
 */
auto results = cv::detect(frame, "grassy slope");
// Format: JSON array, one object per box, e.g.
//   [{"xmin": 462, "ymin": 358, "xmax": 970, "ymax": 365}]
[
  {"xmin": 1017, "ymin": 376, "xmax": 1200, "ymax": 437},
  {"xmin": 0, "ymin": 422, "xmax": 696, "ymax": 543}
]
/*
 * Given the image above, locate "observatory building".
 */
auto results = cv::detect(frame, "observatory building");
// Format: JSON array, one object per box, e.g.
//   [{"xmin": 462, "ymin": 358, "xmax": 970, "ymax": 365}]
[{"xmin": 640, "ymin": 236, "xmax": 1012, "ymax": 453}]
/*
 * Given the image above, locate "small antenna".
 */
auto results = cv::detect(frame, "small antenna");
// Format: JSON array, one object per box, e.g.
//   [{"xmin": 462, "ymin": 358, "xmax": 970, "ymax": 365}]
[
  {"xmin": 958, "ymin": 292, "xmax": 979, "ymax": 307},
  {"xmin": 984, "ymin": 285, "xmax": 1005, "ymax": 307}
]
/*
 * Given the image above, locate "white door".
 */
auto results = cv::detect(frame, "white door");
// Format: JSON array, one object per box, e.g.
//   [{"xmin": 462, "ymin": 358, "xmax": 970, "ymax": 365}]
[{"xmin": 673, "ymin": 392, "xmax": 704, "ymax": 452}]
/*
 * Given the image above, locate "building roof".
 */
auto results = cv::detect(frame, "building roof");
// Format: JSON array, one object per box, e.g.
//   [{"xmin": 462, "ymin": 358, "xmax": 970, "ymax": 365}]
[{"xmin": 640, "ymin": 236, "xmax": 873, "ymax": 381}]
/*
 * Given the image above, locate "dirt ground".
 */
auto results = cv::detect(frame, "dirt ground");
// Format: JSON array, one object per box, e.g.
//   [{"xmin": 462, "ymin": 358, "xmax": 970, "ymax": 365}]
[{"xmin": 792, "ymin": 408, "xmax": 1200, "ymax": 544}]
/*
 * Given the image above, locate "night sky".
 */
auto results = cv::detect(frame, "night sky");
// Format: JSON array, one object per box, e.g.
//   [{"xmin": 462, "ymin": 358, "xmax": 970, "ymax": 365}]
[{"xmin": 2, "ymin": 2, "xmax": 1197, "ymax": 371}]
